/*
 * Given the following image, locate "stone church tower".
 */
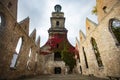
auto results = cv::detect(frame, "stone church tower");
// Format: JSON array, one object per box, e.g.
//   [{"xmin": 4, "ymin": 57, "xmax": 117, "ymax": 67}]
[{"xmin": 40, "ymin": 5, "xmax": 78, "ymax": 74}]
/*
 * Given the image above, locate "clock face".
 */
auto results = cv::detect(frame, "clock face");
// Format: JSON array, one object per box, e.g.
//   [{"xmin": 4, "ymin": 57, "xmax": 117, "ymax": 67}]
[{"xmin": 54, "ymin": 5, "xmax": 62, "ymax": 12}]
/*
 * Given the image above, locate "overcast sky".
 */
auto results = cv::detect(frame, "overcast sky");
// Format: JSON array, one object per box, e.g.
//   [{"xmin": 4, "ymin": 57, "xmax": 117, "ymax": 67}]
[{"xmin": 17, "ymin": 0, "xmax": 97, "ymax": 47}]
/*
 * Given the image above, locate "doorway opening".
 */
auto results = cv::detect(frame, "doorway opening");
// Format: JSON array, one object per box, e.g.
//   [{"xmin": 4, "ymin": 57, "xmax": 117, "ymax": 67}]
[{"xmin": 54, "ymin": 67, "xmax": 61, "ymax": 74}]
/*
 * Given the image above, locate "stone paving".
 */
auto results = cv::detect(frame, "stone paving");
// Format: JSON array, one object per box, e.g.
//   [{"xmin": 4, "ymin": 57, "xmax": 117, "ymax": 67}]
[{"xmin": 19, "ymin": 74, "xmax": 109, "ymax": 80}]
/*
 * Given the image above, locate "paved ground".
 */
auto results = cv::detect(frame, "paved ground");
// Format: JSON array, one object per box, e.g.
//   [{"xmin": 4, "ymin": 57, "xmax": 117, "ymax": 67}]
[{"xmin": 19, "ymin": 74, "xmax": 109, "ymax": 80}]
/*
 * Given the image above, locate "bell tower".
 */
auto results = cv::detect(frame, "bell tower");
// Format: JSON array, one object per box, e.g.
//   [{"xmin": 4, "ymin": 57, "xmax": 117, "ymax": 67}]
[
  {"xmin": 48, "ymin": 5, "xmax": 67, "ymax": 34},
  {"xmin": 40, "ymin": 5, "xmax": 78, "ymax": 74},
  {"xmin": 41, "ymin": 4, "xmax": 77, "ymax": 58}
]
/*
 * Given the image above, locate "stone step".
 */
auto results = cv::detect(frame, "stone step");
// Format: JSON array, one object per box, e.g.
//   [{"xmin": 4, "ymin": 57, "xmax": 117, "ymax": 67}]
[{"xmin": 20, "ymin": 74, "xmax": 109, "ymax": 80}]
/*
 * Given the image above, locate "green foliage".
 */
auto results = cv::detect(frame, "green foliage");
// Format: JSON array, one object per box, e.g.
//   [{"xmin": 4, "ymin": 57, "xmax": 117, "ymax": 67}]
[
  {"xmin": 92, "ymin": 6, "xmax": 97, "ymax": 15},
  {"xmin": 61, "ymin": 44, "xmax": 76, "ymax": 72},
  {"xmin": 112, "ymin": 27, "xmax": 120, "ymax": 43},
  {"xmin": 91, "ymin": 38, "xmax": 103, "ymax": 67}
]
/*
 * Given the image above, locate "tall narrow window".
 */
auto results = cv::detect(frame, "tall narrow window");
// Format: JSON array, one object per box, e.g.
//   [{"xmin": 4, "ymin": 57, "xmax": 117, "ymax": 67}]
[
  {"xmin": 26, "ymin": 48, "xmax": 32, "ymax": 70},
  {"xmin": 80, "ymin": 66, "xmax": 82, "ymax": 74},
  {"xmin": 91, "ymin": 37, "xmax": 103, "ymax": 67},
  {"xmin": 110, "ymin": 19, "xmax": 120, "ymax": 44},
  {"xmin": 56, "ymin": 21, "xmax": 59, "ymax": 26},
  {"xmin": 0, "ymin": 13, "xmax": 5, "ymax": 27},
  {"xmin": 0, "ymin": 16, "xmax": 1, "ymax": 26},
  {"xmin": 27, "ymin": 59, "xmax": 31, "ymax": 70},
  {"xmin": 82, "ymin": 47, "xmax": 89, "ymax": 68},
  {"xmin": 34, "ymin": 53, "xmax": 38, "ymax": 72},
  {"xmin": 10, "ymin": 52, "xmax": 18, "ymax": 69},
  {"xmin": 35, "ymin": 53, "xmax": 38, "ymax": 62},
  {"xmin": 28, "ymin": 48, "xmax": 32, "ymax": 57},
  {"xmin": 10, "ymin": 37, "xmax": 22, "ymax": 69},
  {"xmin": 15, "ymin": 38, "xmax": 22, "ymax": 54}
]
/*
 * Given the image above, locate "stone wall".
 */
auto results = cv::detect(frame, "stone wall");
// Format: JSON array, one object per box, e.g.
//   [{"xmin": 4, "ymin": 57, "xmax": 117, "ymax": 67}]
[
  {"xmin": 77, "ymin": 0, "xmax": 120, "ymax": 78},
  {"xmin": 42, "ymin": 53, "xmax": 66, "ymax": 74},
  {"xmin": 0, "ymin": 1, "xmax": 43, "ymax": 79},
  {"xmin": 96, "ymin": 0, "xmax": 119, "ymax": 22}
]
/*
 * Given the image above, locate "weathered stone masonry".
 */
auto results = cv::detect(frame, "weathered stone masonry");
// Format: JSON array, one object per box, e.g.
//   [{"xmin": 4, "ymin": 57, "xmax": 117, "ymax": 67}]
[
  {"xmin": 0, "ymin": 0, "xmax": 120, "ymax": 79},
  {"xmin": 76, "ymin": 0, "xmax": 120, "ymax": 78},
  {"xmin": 0, "ymin": 0, "xmax": 44, "ymax": 79}
]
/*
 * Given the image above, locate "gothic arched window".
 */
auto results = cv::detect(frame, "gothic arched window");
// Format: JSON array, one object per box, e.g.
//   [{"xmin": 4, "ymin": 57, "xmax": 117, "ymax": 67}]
[
  {"xmin": 0, "ymin": 13, "xmax": 5, "ymax": 27},
  {"xmin": 82, "ymin": 47, "xmax": 88, "ymax": 68},
  {"xmin": 28, "ymin": 48, "xmax": 32, "ymax": 57},
  {"xmin": 35, "ymin": 53, "xmax": 38, "ymax": 62},
  {"xmin": 15, "ymin": 38, "xmax": 22, "ymax": 54},
  {"xmin": 0, "ymin": 16, "xmax": 1, "ymax": 26},
  {"xmin": 10, "ymin": 52, "xmax": 18, "ymax": 69},
  {"xmin": 91, "ymin": 37, "xmax": 103, "ymax": 67},
  {"xmin": 10, "ymin": 37, "xmax": 23, "ymax": 69},
  {"xmin": 109, "ymin": 19, "xmax": 120, "ymax": 44},
  {"xmin": 27, "ymin": 48, "xmax": 32, "ymax": 70}
]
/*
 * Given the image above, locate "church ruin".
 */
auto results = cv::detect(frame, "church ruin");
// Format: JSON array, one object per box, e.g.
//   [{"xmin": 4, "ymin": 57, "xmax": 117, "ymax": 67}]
[{"xmin": 0, "ymin": 0, "xmax": 120, "ymax": 79}]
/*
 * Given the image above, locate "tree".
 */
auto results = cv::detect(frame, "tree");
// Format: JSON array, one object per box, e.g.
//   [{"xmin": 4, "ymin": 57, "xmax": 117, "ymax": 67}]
[
  {"xmin": 61, "ymin": 44, "xmax": 76, "ymax": 73},
  {"xmin": 92, "ymin": 6, "xmax": 97, "ymax": 15}
]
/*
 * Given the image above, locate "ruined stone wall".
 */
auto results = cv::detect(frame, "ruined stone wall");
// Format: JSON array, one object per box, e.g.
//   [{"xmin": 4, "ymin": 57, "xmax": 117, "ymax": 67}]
[
  {"xmin": 77, "ymin": 0, "xmax": 120, "ymax": 78},
  {"xmin": 0, "ymin": 1, "xmax": 43, "ymax": 79},
  {"xmin": 96, "ymin": 0, "xmax": 119, "ymax": 22}
]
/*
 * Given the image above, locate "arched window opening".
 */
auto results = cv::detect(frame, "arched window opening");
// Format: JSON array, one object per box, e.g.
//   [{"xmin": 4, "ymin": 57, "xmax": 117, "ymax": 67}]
[
  {"xmin": 54, "ymin": 67, "xmax": 61, "ymax": 74},
  {"xmin": 82, "ymin": 47, "xmax": 88, "ymax": 68},
  {"xmin": 91, "ymin": 37, "xmax": 103, "ymax": 67},
  {"xmin": 54, "ymin": 52, "xmax": 61, "ymax": 61},
  {"xmin": 27, "ymin": 59, "xmax": 31, "ymax": 70},
  {"xmin": 26, "ymin": 48, "xmax": 32, "ymax": 70},
  {"xmin": 35, "ymin": 53, "xmax": 38, "ymax": 62},
  {"xmin": 0, "ymin": 13, "xmax": 5, "ymax": 27},
  {"xmin": 80, "ymin": 66, "xmax": 82, "ymax": 74},
  {"xmin": 0, "ymin": 16, "xmax": 1, "ymax": 26},
  {"xmin": 29, "ymin": 48, "xmax": 32, "ymax": 57},
  {"xmin": 10, "ymin": 37, "xmax": 22, "ymax": 69},
  {"xmin": 15, "ymin": 37, "xmax": 22, "ymax": 54},
  {"xmin": 10, "ymin": 52, "xmax": 18, "ymax": 69},
  {"xmin": 56, "ymin": 21, "xmax": 59, "ymax": 26},
  {"xmin": 34, "ymin": 53, "xmax": 38, "ymax": 72},
  {"xmin": 110, "ymin": 19, "xmax": 120, "ymax": 44}
]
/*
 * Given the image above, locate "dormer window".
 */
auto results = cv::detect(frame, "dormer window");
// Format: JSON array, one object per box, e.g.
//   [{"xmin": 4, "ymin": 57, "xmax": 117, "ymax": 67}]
[{"xmin": 56, "ymin": 21, "xmax": 59, "ymax": 26}]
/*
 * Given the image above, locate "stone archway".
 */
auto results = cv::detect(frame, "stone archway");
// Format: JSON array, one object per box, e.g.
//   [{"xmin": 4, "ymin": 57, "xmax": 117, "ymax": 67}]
[{"xmin": 54, "ymin": 67, "xmax": 61, "ymax": 74}]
